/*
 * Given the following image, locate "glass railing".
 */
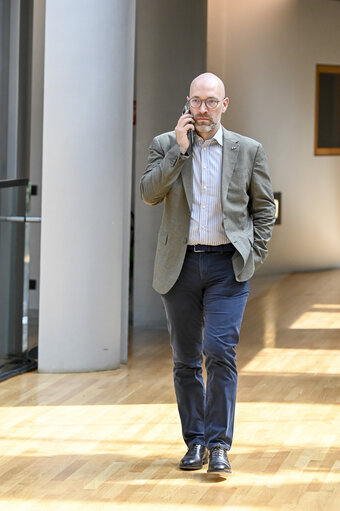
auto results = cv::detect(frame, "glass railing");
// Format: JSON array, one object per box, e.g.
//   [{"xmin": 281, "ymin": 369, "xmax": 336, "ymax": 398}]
[{"xmin": 0, "ymin": 179, "xmax": 39, "ymax": 380}]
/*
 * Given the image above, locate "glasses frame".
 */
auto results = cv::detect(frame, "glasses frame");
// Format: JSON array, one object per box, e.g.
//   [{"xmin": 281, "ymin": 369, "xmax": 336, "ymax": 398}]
[{"xmin": 187, "ymin": 97, "xmax": 226, "ymax": 110}]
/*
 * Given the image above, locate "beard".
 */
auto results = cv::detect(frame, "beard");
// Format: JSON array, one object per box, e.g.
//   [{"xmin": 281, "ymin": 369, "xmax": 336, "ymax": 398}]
[
  {"xmin": 194, "ymin": 114, "xmax": 219, "ymax": 133},
  {"xmin": 195, "ymin": 122, "xmax": 218, "ymax": 133}
]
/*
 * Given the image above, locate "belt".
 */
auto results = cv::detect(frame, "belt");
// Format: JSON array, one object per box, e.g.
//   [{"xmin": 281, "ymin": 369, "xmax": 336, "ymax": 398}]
[{"xmin": 187, "ymin": 244, "xmax": 234, "ymax": 253}]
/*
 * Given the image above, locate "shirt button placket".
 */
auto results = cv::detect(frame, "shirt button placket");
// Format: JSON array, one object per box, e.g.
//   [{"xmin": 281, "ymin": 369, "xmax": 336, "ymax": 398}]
[{"xmin": 201, "ymin": 144, "xmax": 207, "ymax": 242}]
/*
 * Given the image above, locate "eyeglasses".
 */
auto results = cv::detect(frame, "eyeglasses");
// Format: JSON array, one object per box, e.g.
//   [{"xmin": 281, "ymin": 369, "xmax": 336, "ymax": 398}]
[{"xmin": 188, "ymin": 97, "xmax": 225, "ymax": 109}]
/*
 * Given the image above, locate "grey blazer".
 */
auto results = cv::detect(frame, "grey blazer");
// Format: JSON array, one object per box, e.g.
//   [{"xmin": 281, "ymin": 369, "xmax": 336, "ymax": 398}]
[{"xmin": 141, "ymin": 126, "xmax": 276, "ymax": 295}]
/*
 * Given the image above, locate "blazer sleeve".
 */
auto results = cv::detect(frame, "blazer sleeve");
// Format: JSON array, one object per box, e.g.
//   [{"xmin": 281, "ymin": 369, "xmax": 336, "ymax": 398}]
[
  {"xmin": 248, "ymin": 143, "xmax": 276, "ymax": 266},
  {"xmin": 140, "ymin": 135, "xmax": 190, "ymax": 206}
]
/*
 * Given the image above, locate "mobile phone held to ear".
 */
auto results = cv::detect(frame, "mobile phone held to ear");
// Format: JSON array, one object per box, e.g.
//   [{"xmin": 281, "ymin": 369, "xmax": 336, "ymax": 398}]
[{"xmin": 182, "ymin": 103, "xmax": 194, "ymax": 147}]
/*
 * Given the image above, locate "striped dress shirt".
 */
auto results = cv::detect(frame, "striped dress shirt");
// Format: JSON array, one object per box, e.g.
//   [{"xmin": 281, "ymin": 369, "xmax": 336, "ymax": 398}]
[{"xmin": 187, "ymin": 126, "xmax": 230, "ymax": 246}]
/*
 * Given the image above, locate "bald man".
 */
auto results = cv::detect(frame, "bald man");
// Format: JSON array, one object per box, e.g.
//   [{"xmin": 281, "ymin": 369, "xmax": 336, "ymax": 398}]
[{"xmin": 141, "ymin": 73, "xmax": 276, "ymax": 478}]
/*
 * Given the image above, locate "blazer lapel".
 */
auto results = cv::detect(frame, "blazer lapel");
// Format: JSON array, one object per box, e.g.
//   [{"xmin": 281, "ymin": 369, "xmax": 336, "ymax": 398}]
[
  {"xmin": 181, "ymin": 156, "xmax": 193, "ymax": 209},
  {"xmin": 221, "ymin": 128, "xmax": 240, "ymax": 201}
]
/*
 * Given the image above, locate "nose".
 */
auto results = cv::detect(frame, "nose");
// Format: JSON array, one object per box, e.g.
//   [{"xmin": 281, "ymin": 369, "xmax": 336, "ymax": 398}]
[{"xmin": 199, "ymin": 100, "xmax": 208, "ymax": 114}]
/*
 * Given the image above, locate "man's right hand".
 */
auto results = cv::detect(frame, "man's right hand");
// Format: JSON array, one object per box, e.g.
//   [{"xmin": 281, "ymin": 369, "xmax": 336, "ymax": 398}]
[{"xmin": 175, "ymin": 111, "xmax": 194, "ymax": 154}]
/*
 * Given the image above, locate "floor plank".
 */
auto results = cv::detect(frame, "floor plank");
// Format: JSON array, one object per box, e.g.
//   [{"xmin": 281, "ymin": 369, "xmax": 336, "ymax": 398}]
[{"xmin": 0, "ymin": 270, "xmax": 339, "ymax": 510}]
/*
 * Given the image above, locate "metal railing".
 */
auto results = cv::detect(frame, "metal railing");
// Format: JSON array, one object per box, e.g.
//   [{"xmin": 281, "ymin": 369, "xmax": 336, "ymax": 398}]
[
  {"xmin": 0, "ymin": 178, "xmax": 41, "ymax": 224},
  {"xmin": 0, "ymin": 215, "xmax": 41, "ymax": 223},
  {"xmin": 0, "ymin": 178, "xmax": 39, "ymax": 379}
]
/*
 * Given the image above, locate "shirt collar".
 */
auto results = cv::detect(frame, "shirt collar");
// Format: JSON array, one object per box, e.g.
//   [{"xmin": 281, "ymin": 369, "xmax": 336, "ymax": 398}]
[
  {"xmin": 194, "ymin": 125, "xmax": 223, "ymax": 146},
  {"xmin": 213, "ymin": 125, "xmax": 223, "ymax": 146}
]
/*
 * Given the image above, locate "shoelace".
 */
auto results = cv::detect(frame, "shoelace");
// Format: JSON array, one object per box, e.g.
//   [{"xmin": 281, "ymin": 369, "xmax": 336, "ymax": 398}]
[
  {"xmin": 211, "ymin": 446, "xmax": 225, "ymax": 458},
  {"xmin": 188, "ymin": 444, "xmax": 203, "ymax": 453}
]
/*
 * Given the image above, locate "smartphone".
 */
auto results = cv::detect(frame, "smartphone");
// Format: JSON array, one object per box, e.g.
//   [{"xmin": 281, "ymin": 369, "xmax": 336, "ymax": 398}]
[{"xmin": 182, "ymin": 103, "xmax": 194, "ymax": 147}]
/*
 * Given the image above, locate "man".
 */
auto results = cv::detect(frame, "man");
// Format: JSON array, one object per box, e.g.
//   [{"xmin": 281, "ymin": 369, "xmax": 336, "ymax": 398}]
[{"xmin": 140, "ymin": 73, "xmax": 276, "ymax": 477}]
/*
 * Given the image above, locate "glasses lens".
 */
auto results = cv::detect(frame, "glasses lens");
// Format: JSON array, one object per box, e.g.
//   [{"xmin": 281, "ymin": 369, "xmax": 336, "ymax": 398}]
[
  {"xmin": 189, "ymin": 98, "xmax": 201, "ymax": 108},
  {"xmin": 206, "ymin": 99, "xmax": 218, "ymax": 109}
]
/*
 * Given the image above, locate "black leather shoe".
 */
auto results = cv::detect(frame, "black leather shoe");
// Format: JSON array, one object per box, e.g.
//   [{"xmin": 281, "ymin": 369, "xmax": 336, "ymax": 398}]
[
  {"xmin": 179, "ymin": 444, "xmax": 208, "ymax": 470},
  {"xmin": 207, "ymin": 446, "xmax": 232, "ymax": 477}
]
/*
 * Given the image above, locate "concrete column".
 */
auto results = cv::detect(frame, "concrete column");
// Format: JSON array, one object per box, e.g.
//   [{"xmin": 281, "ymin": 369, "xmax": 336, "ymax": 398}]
[{"xmin": 38, "ymin": 0, "xmax": 135, "ymax": 372}]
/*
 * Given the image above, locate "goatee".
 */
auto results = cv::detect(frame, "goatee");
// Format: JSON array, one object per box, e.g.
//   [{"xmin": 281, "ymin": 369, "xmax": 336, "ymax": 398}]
[{"xmin": 195, "ymin": 121, "xmax": 218, "ymax": 133}]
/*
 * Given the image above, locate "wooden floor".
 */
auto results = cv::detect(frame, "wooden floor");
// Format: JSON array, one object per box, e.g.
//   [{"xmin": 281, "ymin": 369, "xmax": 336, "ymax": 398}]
[{"xmin": 0, "ymin": 270, "xmax": 339, "ymax": 510}]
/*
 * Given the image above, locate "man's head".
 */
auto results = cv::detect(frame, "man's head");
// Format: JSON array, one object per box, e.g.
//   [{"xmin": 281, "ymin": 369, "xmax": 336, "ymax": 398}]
[{"xmin": 187, "ymin": 73, "xmax": 229, "ymax": 138}]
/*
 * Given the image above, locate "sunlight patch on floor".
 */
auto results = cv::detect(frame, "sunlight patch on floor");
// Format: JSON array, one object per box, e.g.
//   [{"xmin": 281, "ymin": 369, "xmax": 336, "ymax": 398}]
[
  {"xmin": 240, "ymin": 348, "xmax": 340, "ymax": 374},
  {"xmin": 289, "ymin": 303, "xmax": 340, "ymax": 329}
]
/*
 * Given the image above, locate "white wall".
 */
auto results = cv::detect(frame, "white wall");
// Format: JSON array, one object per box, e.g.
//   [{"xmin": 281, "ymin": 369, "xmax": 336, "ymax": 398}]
[
  {"xmin": 207, "ymin": 0, "xmax": 340, "ymax": 274},
  {"xmin": 133, "ymin": 0, "xmax": 207, "ymax": 327}
]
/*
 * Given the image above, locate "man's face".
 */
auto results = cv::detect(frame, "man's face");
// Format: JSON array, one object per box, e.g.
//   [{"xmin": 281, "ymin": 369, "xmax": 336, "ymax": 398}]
[{"xmin": 187, "ymin": 78, "xmax": 229, "ymax": 137}]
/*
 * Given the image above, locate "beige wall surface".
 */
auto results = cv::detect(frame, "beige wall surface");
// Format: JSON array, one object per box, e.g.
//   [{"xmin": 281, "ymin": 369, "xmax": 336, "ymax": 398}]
[
  {"xmin": 133, "ymin": 0, "xmax": 340, "ymax": 328},
  {"xmin": 207, "ymin": 0, "xmax": 340, "ymax": 275},
  {"xmin": 133, "ymin": 0, "xmax": 207, "ymax": 327}
]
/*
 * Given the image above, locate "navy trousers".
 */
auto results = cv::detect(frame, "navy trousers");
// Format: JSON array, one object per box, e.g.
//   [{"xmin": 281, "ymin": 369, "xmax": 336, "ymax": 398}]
[{"xmin": 161, "ymin": 245, "xmax": 249, "ymax": 450}]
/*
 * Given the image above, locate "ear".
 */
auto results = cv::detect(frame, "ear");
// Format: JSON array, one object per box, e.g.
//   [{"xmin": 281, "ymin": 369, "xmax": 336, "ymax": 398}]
[{"xmin": 222, "ymin": 97, "xmax": 229, "ymax": 113}]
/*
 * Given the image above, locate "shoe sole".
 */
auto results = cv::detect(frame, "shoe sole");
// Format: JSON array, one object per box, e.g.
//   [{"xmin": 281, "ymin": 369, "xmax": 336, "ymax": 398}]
[
  {"xmin": 179, "ymin": 458, "xmax": 209, "ymax": 470},
  {"xmin": 179, "ymin": 465, "xmax": 203, "ymax": 470}
]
